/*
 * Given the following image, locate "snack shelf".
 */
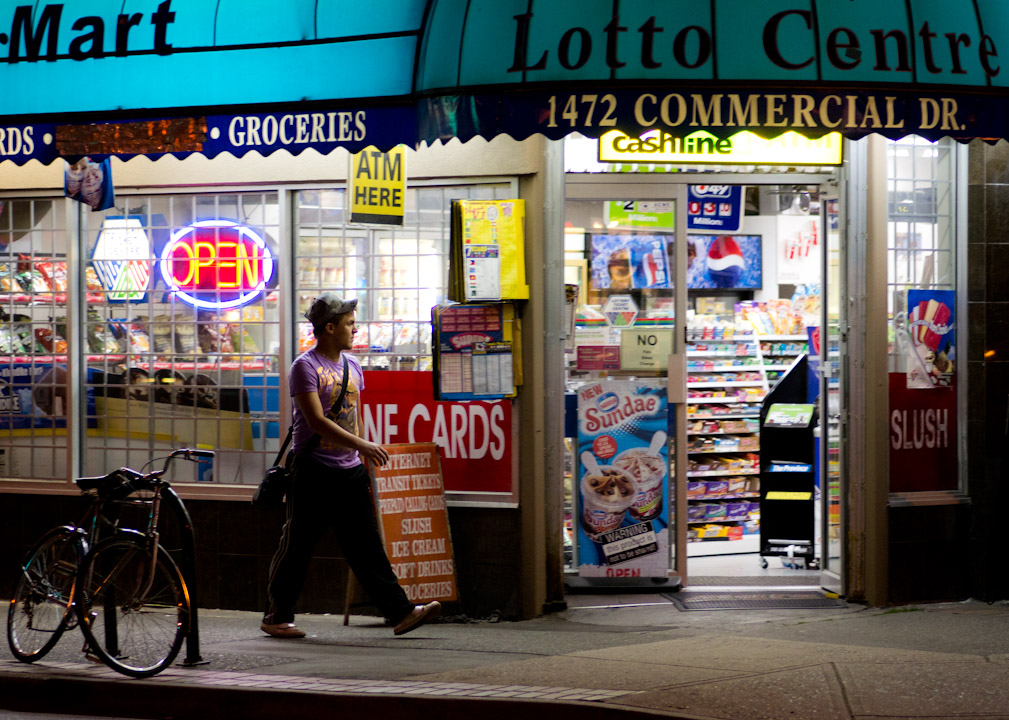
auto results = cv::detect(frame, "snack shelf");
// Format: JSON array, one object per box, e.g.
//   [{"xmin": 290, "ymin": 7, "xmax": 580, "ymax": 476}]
[
  {"xmin": 688, "ymin": 381, "xmax": 764, "ymax": 388},
  {"xmin": 687, "ymin": 469, "xmax": 759, "ymax": 478},
  {"xmin": 685, "ymin": 326, "xmax": 785, "ymax": 558},
  {"xmin": 687, "ymin": 413, "xmax": 760, "ymax": 420},
  {"xmin": 687, "ymin": 350, "xmax": 756, "ymax": 358},
  {"xmin": 687, "ymin": 363, "xmax": 762, "ymax": 371},
  {"xmin": 0, "ymin": 293, "xmax": 73, "ymax": 304},
  {"xmin": 120, "ymin": 360, "xmax": 268, "ymax": 371},
  {"xmin": 688, "ymin": 445, "xmax": 760, "ymax": 454},
  {"xmin": 0, "ymin": 355, "xmax": 70, "ymax": 363},
  {"xmin": 688, "ymin": 430, "xmax": 758, "ymax": 436},
  {"xmin": 687, "ymin": 397, "xmax": 767, "ymax": 404},
  {"xmin": 0, "ymin": 354, "xmax": 267, "ymax": 371},
  {"xmin": 687, "ymin": 535, "xmax": 761, "ymax": 552},
  {"xmin": 691, "ymin": 492, "xmax": 760, "ymax": 501}
]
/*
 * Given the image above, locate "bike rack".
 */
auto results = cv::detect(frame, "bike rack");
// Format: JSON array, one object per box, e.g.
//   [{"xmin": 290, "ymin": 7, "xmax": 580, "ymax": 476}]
[{"xmin": 161, "ymin": 485, "xmax": 206, "ymax": 667}]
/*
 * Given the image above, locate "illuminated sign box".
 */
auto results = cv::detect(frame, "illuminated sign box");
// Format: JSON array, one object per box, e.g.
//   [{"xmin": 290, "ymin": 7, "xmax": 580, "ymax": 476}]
[
  {"xmin": 93, "ymin": 217, "xmax": 152, "ymax": 303},
  {"xmin": 160, "ymin": 220, "xmax": 275, "ymax": 310},
  {"xmin": 598, "ymin": 130, "xmax": 843, "ymax": 166}
]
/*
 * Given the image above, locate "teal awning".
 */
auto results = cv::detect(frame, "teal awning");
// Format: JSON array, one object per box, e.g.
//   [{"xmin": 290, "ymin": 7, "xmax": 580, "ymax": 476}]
[{"xmin": 2, "ymin": 0, "xmax": 1008, "ymax": 164}]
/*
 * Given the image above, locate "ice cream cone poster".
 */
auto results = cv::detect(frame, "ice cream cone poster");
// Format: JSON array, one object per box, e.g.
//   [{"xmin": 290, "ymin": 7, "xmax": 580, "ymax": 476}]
[
  {"xmin": 906, "ymin": 289, "xmax": 955, "ymax": 388},
  {"xmin": 64, "ymin": 157, "xmax": 115, "ymax": 211},
  {"xmin": 576, "ymin": 380, "xmax": 669, "ymax": 578}
]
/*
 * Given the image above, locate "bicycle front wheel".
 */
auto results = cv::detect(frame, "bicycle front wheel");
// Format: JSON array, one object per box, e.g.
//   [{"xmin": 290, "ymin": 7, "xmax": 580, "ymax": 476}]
[
  {"xmin": 76, "ymin": 537, "xmax": 189, "ymax": 678},
  {"xmin": 7, "ymin": 526, "xmax": 85, "ymax": 662}
]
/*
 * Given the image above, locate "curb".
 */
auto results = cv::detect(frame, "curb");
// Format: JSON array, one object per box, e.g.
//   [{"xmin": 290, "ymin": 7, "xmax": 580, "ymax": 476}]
[{"xmin": 0, "ymin": 671, "xmax": 696, "ymax": 720}]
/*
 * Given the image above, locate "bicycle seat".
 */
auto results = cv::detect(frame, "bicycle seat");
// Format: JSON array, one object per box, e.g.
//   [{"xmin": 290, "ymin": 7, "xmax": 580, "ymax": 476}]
[{"xmin": 76, "ymin": 468, "xmax": 147, "ymax": 498}]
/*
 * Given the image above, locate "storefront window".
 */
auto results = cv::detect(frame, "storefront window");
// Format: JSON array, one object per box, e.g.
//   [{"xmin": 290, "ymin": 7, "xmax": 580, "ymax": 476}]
[
  {"xmin": 294, "ymin": 184, "xmax": 511, "ymax": 370},
  {"xmin": 887, "ymin": 136, "xmax": 956, "ymax": 350},
  {"xmin": 0, "ymin": 199, "xmax": 67, "ymax": 481},
  {"xmin": 81, "ymin": 192, "xmax": 282, "ymax": 485},
  {"xmin": 886, "ymin": 136, "xmax": 961, "ymax": 495}
]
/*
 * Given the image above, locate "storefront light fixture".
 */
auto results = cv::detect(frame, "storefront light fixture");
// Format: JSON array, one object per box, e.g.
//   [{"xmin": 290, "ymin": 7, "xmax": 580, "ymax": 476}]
[{"xmin": 159, "ymin": 219, "xmax": 275, "ymax": 310}]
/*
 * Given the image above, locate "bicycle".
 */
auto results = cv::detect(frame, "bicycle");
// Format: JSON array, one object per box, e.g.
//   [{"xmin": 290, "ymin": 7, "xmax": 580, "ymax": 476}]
[{"xmin": 7, "ymin": 448, "xmax": 213, "ymax": 678}]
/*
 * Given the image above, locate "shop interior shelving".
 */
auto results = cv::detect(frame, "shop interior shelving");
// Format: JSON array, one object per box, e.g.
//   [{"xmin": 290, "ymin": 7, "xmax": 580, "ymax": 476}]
[
  {"xmin": 684, "ymin": 329, "xmax": 809, "ymax": 557},
  {"xmin": 685, "ymin": 330, "xmax": 763, "ymax": 556}
]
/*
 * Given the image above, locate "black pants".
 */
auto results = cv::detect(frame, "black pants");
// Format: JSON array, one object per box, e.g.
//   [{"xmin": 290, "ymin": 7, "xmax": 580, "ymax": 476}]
[{"xmin": 264, "ymin": 457, "xmax": 414, "ymax": 626}]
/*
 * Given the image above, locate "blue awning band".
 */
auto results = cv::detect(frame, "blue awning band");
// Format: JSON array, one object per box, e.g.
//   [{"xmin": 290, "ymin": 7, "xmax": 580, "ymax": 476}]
[{"xmin": 2, "ymin": 0, "xmax": 1009, "ymax": 164}]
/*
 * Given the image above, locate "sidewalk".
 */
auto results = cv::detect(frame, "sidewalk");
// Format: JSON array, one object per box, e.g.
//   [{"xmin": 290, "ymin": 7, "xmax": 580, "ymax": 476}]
[{"xmin": 3, "ymin": 590, "xmax": 1009, "ymax": 720}]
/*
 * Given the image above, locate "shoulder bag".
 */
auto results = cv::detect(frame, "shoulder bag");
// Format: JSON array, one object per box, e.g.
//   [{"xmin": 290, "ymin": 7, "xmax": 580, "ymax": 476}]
[{"xmin": 252, "ymin": 358, "xmax": 349, "ymax": 510}]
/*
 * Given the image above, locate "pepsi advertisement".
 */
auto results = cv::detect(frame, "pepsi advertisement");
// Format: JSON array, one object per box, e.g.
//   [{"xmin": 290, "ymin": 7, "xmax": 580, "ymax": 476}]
[
  {"xmin": 576, "ymin": 380, "xmax": 670, "ymax": 579},
  {"xmin": 686, "ymin": 234, "xmax": 763, "ymax": 290},
  {"xmin": 590, "ymin": 234, "xmax": 672, "ymax": 291}
]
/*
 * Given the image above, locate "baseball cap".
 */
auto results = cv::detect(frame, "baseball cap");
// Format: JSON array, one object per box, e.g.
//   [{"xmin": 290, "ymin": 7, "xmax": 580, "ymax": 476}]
[{"xmin": 305, "ymin": 292, "xmax": 358, "ymax": 327}]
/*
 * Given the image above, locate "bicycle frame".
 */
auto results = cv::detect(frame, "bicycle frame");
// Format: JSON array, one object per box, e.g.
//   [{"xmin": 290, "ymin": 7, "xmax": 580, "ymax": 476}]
[{"xmin": 9, "ymin": 447, "xmax": 212, "ymax": 676}]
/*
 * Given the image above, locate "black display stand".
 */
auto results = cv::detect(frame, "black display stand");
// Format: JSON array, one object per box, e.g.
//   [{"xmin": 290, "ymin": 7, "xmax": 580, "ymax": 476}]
[{"xmin": 758, "ymin": 355, "xmax": 817, "ymax": 568}]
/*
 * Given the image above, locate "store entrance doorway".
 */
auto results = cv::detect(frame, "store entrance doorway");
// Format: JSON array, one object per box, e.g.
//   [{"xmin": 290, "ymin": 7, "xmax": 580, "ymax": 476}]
[{"xmin": 564, "ymin": 169, "xmax": 844, "ymax": 593}]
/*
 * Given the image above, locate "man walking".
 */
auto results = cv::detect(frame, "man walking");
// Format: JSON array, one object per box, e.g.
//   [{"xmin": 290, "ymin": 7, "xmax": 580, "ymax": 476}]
[{"xmin": 262, "ymin": 292, "xmax": 440, "ymax": 638}]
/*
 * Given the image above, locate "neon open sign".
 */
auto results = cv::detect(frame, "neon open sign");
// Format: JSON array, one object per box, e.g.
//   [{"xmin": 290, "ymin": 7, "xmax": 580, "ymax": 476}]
[{"xmin": 159, "ymin": 220, "xmax": 275, "ymax": 309}]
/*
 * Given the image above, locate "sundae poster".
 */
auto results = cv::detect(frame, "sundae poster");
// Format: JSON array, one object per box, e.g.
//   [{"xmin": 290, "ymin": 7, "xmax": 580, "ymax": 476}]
[
  {"xmin": 905, "ymin": 289, "xmax": 955, "ymax": 389},
  {"xmin": 576, "ymin": 380, "xmax": 670, "ymax": 578},
  {"xmin": 590, "ymin": 234, "xmax": 671, "ymax": 291},
  {"xmin": 686, "ymin": 234, "xmax": 763, "ymax": 290}
]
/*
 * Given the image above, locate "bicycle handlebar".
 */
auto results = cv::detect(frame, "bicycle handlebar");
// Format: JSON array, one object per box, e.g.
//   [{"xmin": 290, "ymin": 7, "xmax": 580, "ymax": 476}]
[
  {"xmin": 172, "ymin": 448, "xmax": 215, "ymax": 462},
  {"xmin": 76, "ymin": 448, "xmax": 215, "ymax": 499}
]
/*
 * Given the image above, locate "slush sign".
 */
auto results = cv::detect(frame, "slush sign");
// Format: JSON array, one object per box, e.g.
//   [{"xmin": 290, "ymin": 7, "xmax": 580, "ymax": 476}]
[{"xmin": 159, "ymin": 220, "xmax": 274, "ymax": 309}]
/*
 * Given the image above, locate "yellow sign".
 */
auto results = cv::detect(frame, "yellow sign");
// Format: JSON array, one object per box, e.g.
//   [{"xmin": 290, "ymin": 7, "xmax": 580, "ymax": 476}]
[
  {"xmin": 620, "ymin": 329, "xmax": 673, "ymax": 371},
  {"xmin": 350, "ymin": 145, "xmax": 406, "ymax": 225},
  {"xmin": 765, "ymin": 491, "xmax": 813, "ymax": 501},
  {"xmin": 455, "ymin": 199, "xmax": 529, "ymax": 300},
  {"xmin": 599, "ymin": 130, "xmax": 843, "ymax": 166}
]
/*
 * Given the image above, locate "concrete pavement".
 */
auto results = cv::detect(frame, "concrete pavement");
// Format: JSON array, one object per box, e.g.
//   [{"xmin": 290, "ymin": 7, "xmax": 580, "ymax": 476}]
[{"xmin": 2, "ymin": 590, "xmax": 1009, "ymax": 720}]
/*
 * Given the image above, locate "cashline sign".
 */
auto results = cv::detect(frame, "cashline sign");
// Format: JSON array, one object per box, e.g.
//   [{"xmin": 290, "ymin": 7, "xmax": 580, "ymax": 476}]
[
  {"xmin": 159, "ymin": 220, "xmax": 275, "ymax": 310},
  {"xmin": 599, "ymin": 130, "xmax": 844, "ymax": 166}
]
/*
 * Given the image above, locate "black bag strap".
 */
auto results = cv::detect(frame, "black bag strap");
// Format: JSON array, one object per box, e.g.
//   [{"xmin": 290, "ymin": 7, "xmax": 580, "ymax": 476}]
[
  {"xmin": 275, "ymin": 357, "xmax": 349, "ymax": 466},
  {"xmin": 272, "ymin": 425, "xmax": 294, "ymax": 468}
]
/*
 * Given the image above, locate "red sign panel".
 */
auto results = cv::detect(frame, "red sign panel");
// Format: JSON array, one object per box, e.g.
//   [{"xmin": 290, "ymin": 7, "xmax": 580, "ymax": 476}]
[
  {"xmin": 888, "ymin": 373, "xmax": 957, "ymax": 493},
  {"xmin": 362, "ymin": 371, "xmax": 512, "ymax": 494}
]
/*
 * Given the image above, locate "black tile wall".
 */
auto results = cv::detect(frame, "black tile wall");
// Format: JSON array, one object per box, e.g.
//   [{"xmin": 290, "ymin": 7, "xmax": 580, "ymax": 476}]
[
  {"xmin": 986, "ymin": 245, "xmax": 1009, "ymax": 302},
  {"xmin": 984, "ymin": 184, "xmax": 1009, "ymax": 243},
  {"xmin": 888, "ymin": 505, "xmax": 970, "ymax": 604},
  {"xmin": 960, "ymin": 142, "xmax": 1009, "ymax": 601},
  {"xmin": 984, "ymin": 140, "xmax": 1009, "ymax": 185},
  {"xmin": 967, "ymin": 184, "xmax": 985, "ymax": 244},
  {"xmin": 968, "ymin": 245, "xmax": 986, "ymax": 302},
  {"xmin": 984, "ymin": 303, "xmax": 1009, "ymax": 359}
]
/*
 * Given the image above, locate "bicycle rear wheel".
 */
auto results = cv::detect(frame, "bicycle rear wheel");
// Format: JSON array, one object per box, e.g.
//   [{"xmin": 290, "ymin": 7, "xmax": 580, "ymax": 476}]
[
  {"xmin": 7, "ymin": 526, "xmax": 85, "ymax": 662},
  {"xmin": 76, "ymin": 536, "xmax": 189, "ymax": 678}
]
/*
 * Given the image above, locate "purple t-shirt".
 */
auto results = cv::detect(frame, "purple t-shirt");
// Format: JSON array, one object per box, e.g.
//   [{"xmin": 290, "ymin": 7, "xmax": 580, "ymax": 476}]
[{"xmin": 289, "ymin": 348, "xmax": 364, "ymax": 469}]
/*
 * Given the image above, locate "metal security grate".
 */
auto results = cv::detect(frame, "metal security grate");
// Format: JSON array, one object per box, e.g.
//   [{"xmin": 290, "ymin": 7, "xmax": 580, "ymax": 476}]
[{"xmin": 664, "ymin": 591, "xmax": 846, "ymax": 611}]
